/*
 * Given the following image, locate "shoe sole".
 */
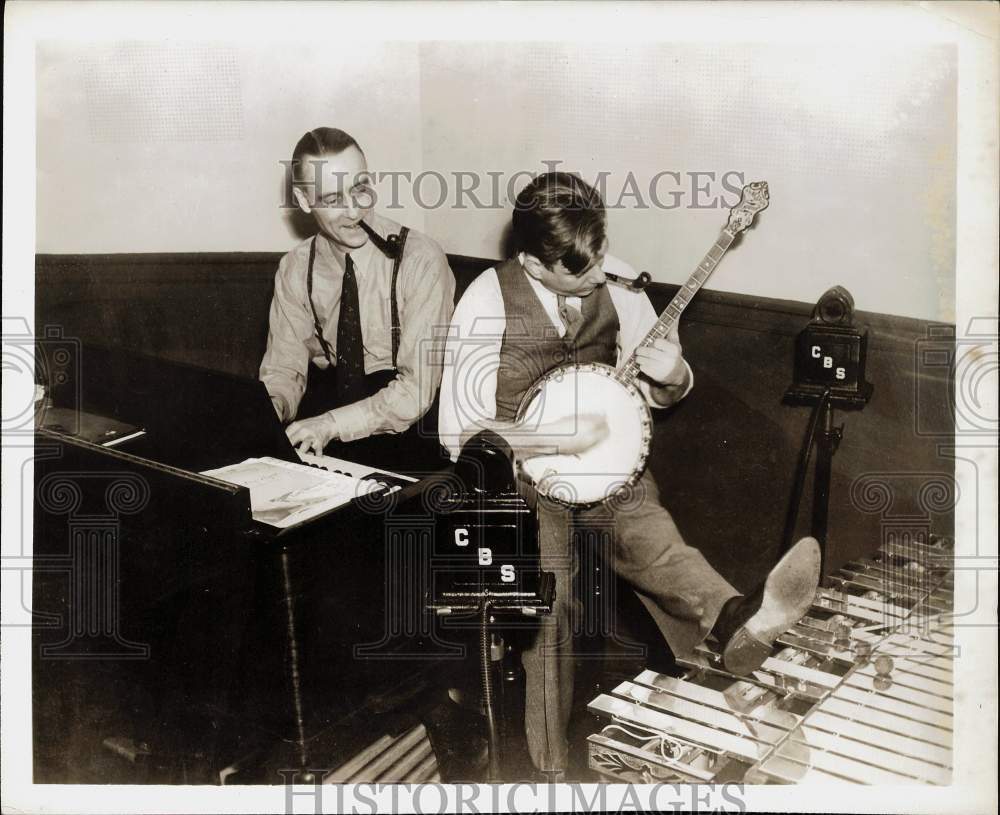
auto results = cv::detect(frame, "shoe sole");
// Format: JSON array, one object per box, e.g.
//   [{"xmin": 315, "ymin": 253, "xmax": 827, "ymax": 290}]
[{"xmin": 722, "ymin": 536, "xmax": 822, "ymax": 676}]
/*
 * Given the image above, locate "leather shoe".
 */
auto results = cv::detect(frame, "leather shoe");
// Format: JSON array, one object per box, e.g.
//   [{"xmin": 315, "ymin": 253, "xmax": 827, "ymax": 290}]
[{"xmin": 713, "ymin": 537, "xmax": 821, "ymax": 675}]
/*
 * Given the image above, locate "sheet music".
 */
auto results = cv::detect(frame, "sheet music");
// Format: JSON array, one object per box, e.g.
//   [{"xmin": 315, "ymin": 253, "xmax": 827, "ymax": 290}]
[{"xmin": 201, "ymin": 456, "xmax": 379, "ymax": 528}]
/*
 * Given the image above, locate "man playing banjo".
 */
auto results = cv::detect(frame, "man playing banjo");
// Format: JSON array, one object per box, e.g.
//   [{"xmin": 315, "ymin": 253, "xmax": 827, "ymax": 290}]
[{"xmin": 438, "ymin": 172, "xmax": 821, "ymax": 779}]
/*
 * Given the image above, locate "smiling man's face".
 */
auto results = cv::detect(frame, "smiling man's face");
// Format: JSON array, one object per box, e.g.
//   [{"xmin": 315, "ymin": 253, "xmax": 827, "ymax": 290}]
[{"xmin": 292, "ymin": 145, "xmax": 374, "ymax": 251}]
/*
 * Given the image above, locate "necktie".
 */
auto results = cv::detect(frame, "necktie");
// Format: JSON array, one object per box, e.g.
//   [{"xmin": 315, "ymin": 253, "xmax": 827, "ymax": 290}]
[
  {"xmin": 335, "ymin": 253, "xmax": 367, "ymax": 404},
  {"xmin": 556, "ymin": 294, "xmax": 583, "ymax": 340}
]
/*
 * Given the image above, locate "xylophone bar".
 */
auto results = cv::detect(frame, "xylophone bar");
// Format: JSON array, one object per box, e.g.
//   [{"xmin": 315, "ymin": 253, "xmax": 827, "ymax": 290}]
[{"xmin": 587, "ymin": 535, "xmax": 955, "ymax": 784}]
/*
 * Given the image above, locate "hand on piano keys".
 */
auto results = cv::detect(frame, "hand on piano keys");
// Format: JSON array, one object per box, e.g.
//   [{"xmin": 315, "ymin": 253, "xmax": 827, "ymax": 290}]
[{"xmin": 285, "ymin": 413, "xmax": 339, "ymax": 456}]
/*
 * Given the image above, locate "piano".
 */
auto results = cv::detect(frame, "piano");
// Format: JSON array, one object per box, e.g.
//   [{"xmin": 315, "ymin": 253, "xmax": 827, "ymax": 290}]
[{"xmin": 31, "ymin": 342, "xmax": 466, "ymax": 784}]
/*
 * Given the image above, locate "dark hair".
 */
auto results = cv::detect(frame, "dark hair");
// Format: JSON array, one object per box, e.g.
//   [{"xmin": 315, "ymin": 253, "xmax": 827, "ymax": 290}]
[
  {"xmin": 291, "ymin": 128, "xmax": 362, "ymax": 182},
  {"xmin": 512, "ymin": 172, "xmax": 606, "ymax": 275}
]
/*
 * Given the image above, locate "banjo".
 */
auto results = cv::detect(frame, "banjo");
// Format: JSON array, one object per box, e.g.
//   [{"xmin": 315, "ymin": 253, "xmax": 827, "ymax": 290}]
[{"xmin": 516, "ymin": 181, "xmax": 770, "ymax": 507}]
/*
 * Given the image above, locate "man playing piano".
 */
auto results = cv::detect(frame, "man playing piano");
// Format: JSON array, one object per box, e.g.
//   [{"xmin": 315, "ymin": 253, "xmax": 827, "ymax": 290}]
[
  {"xmin": 438, "ymin": 172, "xmax": 821, "ymax": 779},
  {"xmin": 260, "ymin": 127, "xmax": 455, "ymax": 470}
]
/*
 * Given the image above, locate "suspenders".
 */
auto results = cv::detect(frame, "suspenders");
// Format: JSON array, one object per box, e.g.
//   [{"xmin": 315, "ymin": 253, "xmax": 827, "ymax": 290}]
[
  {"xmin": 305, "ymin": 225, "xmax": 410, "ymax": 370},
  {"xmin": 305, "ymin": 237, "xmax": 336, "ymax": 367},
  {"xmin": 388, "ymin": 226, "xmax": 409, "ymax": 369}
]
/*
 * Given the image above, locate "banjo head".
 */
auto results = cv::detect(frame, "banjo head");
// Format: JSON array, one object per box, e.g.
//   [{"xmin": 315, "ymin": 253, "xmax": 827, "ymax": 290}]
[{"xmin": 515, "ymin": 363, "xmax": 652, "ymax": 507}]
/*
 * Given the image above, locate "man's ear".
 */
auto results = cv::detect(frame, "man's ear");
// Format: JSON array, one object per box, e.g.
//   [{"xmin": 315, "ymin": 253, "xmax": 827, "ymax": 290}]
[
  {"xmin": 521, "ymin": 254, "xmax": 550, "ymax": 281},
  {"xmin": 292, "ymin": 186, "xmax": 313, "ymax": 215}
]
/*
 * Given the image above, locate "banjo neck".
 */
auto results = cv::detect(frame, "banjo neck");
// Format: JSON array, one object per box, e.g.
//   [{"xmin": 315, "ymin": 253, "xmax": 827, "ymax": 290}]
[
  {"xmin": 614, "ymin": 229, "xmax": 735, "ymax": 388},
  {"xmin": 613, "ymin": 180, "xmax": 771, "ymax": 388}
]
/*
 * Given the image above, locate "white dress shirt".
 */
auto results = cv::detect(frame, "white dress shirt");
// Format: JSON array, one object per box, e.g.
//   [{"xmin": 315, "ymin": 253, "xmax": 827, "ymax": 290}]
[{"xmin": 259, "ymin": 213, "xmax": 455, "ymax": 441}]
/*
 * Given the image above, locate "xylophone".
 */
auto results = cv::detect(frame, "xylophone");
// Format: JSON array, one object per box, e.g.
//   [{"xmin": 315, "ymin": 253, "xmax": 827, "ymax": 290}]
[{"xmin": 587, "ymin": 535, "xmax": 954, "ymax": 785}]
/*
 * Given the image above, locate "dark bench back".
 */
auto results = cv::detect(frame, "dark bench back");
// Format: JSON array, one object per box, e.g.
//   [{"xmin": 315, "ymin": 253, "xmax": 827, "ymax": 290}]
[{"xmin": 35, "ymin": 251, "xmax": 954, "ymax": 585}]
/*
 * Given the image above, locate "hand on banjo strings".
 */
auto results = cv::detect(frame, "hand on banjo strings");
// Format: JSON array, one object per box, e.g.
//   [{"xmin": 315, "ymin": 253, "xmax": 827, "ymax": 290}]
[
  {"xmin": 513, "ymin": 412, "xmax": 610, "ymax": 458},
  {"xmin": 633, "ymin": 327, "xmax": 686, "ymax": 387}
]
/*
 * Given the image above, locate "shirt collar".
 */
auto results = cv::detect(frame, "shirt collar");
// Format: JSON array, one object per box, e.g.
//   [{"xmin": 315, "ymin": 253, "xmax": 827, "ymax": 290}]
[
  {"xmin": 518, "ymin": 252, "xmax": 583, "ymax": 307},
  {"xmin": 317, "ymin": 225, "xmax": 377, "ymax": 275}
]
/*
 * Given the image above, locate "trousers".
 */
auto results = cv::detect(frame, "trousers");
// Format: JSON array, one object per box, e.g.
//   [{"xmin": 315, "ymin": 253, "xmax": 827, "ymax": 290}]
[{"xmin": 519, "ymin": 468, "xmax": 740, "ymax": 773}]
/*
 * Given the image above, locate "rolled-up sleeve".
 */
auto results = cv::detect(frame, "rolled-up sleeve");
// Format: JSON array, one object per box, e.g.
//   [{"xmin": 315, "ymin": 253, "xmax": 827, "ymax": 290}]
[
  {"xmin": 329, "ymin": 241, "xmax": 456, "ymax": 441},
  {"xmin": 437, "ymin": 270, "xmax": 505, "ymax": 461},
  {"xmin": 260, "ymin": 255, "xmax": 314, "ymax": 422}
]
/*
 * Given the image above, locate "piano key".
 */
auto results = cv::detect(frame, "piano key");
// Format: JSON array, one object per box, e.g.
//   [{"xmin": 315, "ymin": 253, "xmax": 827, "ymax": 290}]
[
  {"xmin": 817, "ymin": 698, "xmax": 951, "ymax": 748},
  {"xmin": 587, "ymin": 694, "xmax": 765, "ymax": 761},
  {"xmin": 612, "ymin": 681, "xmax": 787, "ymax": 745},
  {"xmin": 805, "ymin": 710, "xmax": 952, "ymax": 767}
]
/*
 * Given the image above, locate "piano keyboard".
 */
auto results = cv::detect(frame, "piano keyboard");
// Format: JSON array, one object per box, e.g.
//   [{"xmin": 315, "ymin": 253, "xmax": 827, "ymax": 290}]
[
  {"xmin": 587, "ymin": 535, "xmax": 954, "ymax": 785},
  {"xmin": 296, "ymin": 450, "xmax": 417, "ymax": 492}
]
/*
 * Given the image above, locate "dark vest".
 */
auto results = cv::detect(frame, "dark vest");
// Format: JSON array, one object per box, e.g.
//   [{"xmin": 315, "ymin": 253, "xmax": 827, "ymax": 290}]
[{"xmin": 494, "ymin": 258, "xmax": 620, "ymax": 421}]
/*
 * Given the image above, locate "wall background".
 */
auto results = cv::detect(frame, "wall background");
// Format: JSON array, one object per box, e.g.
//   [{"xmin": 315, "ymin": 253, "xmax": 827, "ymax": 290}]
[
  {"xmin": 35, "ymin": 41, "xmax": 428, "ymax": 248},
  {"xmin": 36, "ymin": 39, "xmax": 956, "ymax": 321}
]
